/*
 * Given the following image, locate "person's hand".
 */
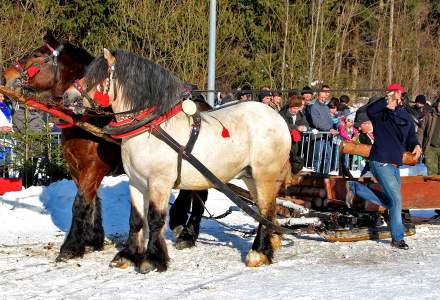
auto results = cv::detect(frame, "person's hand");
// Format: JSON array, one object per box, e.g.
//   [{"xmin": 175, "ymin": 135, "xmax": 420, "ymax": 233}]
[
  {"xmin": 0, "ymin": 126, "xmax": 12, "ymax": 133},
  {"xmin": 412, "ymin": 145, "xmax": 422, "ymax": 160},
  {"xmin": 330, "ymin": 128, "xmax": 338, "ymax": 135},
  {"xmin": 297, "ymin": 125, "xmax": 306, "ymax": 132}
]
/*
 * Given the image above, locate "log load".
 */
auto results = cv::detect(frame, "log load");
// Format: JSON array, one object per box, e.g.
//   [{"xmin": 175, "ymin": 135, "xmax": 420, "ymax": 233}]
[{"xmin": 340, "ymin": 141, "xmax": 417, "ymax": 166}]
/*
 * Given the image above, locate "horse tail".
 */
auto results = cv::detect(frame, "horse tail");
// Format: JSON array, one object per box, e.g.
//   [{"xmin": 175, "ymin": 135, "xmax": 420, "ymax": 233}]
[{"xmin": 278, "ymin": 158, "xmax": 294, "ymax": 191}]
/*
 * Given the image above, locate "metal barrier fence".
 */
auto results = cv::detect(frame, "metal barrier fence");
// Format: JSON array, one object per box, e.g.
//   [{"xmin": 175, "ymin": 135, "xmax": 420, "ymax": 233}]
[{"xmin": 299, "ymin": 131, "xmax": 363, "ymax": 175}]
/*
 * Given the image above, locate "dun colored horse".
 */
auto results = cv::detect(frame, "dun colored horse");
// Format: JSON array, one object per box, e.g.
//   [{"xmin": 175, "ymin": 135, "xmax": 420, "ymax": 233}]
[
  {"xmin": 63, "ymin": 49, "xmax": 291, "ymax": 273},
  {"xmin": 2, "ymin": 33, "xmax": 208, "ymax": 260}
]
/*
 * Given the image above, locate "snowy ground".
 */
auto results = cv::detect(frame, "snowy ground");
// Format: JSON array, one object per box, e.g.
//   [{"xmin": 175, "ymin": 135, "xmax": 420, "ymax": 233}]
[{"xmin": 1, "ymin": 176, "xmax": 440, "ymax": 299}]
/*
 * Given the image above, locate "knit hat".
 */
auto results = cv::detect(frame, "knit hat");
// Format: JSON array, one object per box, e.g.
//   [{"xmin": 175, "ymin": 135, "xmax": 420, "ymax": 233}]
[
  {"xmin": 415, "ymin": 95, "xmax": 427, "ymax": 105},
  {"xmin": 346, "ymin": 113, "xmax": 355, "ymax": 123},
  {"xmin": 258, "ymin": 90, "xmax": 272, "ymax": 101}
]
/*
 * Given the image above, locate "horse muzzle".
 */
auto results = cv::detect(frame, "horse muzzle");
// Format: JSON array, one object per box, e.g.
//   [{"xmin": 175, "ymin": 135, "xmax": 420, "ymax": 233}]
[{"xmin": 63, "ymin": 92, "xmax": 86, "ymax": 115}]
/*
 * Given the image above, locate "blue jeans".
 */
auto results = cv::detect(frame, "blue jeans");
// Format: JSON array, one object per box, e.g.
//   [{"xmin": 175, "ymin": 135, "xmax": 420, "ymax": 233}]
[
  {"xmin": 348, "ymin": 160, "xmax": 404, "ymax": 241},
  {"xmin": 313, "ymin": 138, "xmax": 332, "ymax": 174}
]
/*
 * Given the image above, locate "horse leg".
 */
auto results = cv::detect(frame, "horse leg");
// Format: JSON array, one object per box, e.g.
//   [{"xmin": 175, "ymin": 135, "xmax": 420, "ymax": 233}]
[
  {"xmin": 57, "ymin": 169, "xmax": 105, "ymax": 261},
  {"xmin": 111, "ymin": 183, "xmax": 147, "ymax": 269},
  {"xmin": 174, "ymin": 190, "xmax": 208, "ymax": 250},
  {"xmin": 138, "ymin": 182, "xmax": 171, "ymax": 274},
  {"xmin": 245, "ymin": 177, "xmax": 279, "ymax": 268}
]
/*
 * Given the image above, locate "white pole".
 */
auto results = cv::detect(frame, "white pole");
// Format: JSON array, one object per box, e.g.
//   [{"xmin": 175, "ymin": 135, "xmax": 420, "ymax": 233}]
[{"xmin": 207, "ymin": 0, "xmax": 217, "ymax": 107}]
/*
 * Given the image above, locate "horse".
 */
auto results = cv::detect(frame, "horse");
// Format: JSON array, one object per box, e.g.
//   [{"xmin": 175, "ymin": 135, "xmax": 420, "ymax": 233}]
[
  {"xmin": 2, "ymin": 33, "xmax": 209, "ymax": 259},
  {"xmin": 63, "ymin": 48, "xmax": 291, "ymax": 273}
]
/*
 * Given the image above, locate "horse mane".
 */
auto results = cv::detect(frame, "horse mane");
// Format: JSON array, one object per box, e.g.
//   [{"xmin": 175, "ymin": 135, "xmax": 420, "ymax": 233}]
[
  {"xmin": 85, "ymin": 50, "xmax": 184, "ymax": 113},
  {"xmin": 61, "ymin": 42, "xmax": 94, "ymax": 66}
]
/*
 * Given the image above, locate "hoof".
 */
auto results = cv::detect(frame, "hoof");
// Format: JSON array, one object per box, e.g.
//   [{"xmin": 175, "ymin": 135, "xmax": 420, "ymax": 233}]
[
  {"xmin": 137, "ymin": 257, "xmax": 168, "ymax": 274},
  {"xmin": 174, "ymin": 227, "xmax": 197, "ymax": 250},
  {"xmin": 56, "ymin": 248, "xmax": 84, "ymax": 262},
  {"xmin": 245, "ymin": 250, "xmax": 271, "ymax": 268},
  {"xmin": 175, "ymin": 238, "xmax": 195, "ymax": 250},
  {"xmin": 110, "ymin": 257, "xmax": 133, "ymax": 269},
  {"xmin": 172, "ymin": 225, "xmax": 184, "ymax": 239},
  {"xmin": 270, "ymin": 233, "xmax": 282, "ymax": 250},
  {"xmin": 109, "ymin": 249, "xmax": 135, "ymax": 269}
]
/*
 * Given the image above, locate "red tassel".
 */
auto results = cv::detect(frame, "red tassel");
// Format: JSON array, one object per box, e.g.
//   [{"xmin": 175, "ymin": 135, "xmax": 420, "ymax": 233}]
[{"xmin": 221, "ymin": 126, "xmax": 230, "ymax": 138}]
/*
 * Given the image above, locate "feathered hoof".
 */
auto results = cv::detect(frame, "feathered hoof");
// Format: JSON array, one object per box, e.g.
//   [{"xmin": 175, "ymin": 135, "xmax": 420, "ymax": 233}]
[
  {"xmin": 137, "ymin": 258, "xmax": 167, "ymax": 274},
  {"xmin": 175, "ymin": 238, "xmax": 196, "ymax": 250},
  {"xmin": 245, "ymin": 250, "xmax": 271, "ymax": 268},
  {"xmin": 138, "ymin": 260, "xmax": 156, "ymax": 274},
  {"xmin": 109, "ymin": 251, "xmax": 134, "ymax": 269},
  {"xmin": 271, "ymin": 233, "xmax": 282, "ymax": 250}
]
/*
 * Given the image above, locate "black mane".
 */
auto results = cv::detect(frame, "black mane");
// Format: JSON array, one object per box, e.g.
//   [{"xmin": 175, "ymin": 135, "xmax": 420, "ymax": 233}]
[{"xmin": 85, "ymin": 50, "xmax": 184, "ymax": 114}]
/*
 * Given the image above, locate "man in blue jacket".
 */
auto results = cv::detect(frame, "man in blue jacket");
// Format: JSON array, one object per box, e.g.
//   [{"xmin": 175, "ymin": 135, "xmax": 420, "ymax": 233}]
[{"xmin": 346, "ymin": 83, "xmax": 422, "ymax": 250}]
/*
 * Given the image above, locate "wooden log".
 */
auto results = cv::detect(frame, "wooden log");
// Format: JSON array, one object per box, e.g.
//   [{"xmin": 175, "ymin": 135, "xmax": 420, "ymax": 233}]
[
  {"xmin": 340, "ymin": 141, "xmax": 417, "ymax": 165},
  {"xmin": 284, "ymin": 185, "xmax": 327, "ymax": 198}
]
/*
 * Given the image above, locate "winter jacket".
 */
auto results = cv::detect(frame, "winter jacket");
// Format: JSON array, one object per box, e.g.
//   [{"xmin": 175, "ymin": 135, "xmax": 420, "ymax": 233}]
[
  {"xmin": 279, "ymin": 106, "xmax": 310, "ymax": 131},
  {"xmin": 418, "ymin": 104, "xmax": 440, "ymax": 151},
  {"xmin": 367, "ymin": 97, "xmax": 420, "ymax": 165}
]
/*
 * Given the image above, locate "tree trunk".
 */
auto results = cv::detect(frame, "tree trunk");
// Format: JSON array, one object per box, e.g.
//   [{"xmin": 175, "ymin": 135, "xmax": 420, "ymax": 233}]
[
  {"xmin": 387, "ymin": 0, "xmax": 394, "ymax": 84},
  {"xmin": 281, "ymin": 0, "xmax": 289, "ymax": 91}
]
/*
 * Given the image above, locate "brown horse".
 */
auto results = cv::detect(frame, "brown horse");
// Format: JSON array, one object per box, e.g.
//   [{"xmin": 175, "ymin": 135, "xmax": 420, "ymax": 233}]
[{"xmin": 3, "ymin": 32, "xmax": 208, "ymax": 260}]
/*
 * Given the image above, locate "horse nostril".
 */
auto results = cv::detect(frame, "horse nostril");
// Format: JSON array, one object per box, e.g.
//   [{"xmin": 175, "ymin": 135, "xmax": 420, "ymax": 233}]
[{"xmin": 62, "ymin": 93, "xmax": 71, "ymax": 107}]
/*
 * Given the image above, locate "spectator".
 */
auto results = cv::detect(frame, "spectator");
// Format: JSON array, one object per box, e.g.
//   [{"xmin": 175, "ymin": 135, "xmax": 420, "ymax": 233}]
[
  {"xmin": 301, "ymin": 86, "xmax": 314, "ymax": 105},
  {"xmin": 418, "ymin": 98, "xmax": 440, "ymax": 175},
  {"xmin": 280, "ymin": 94, "xmax": 309, "ymax": 173},
  {"xmin": 236, "ymin": 84, "xmax": 253, "ymax": 102},
  {"xmin": 310, "ymin": 85, "xmax": 337, "ymax": 174},
  {"xmin": 259, "ymin": 89, "xmax": 279, "ymax": 111},
  {"xmin": 259, "ymin": 89, "xmax": 272, "ymax": 105},
  {"xmin": 272, "ymin": 91, "xmax": 283, "ymax": 111},
  {"xmin": 338, "ymin": 114, "xmax": 358, "ymax": 171},
  {"xmin": 302, "ymin": 86, "xmax": 314, "ymax": 125},
  {"xmin": 339, "ymin": 114, "xmax": 358, "ymax": 142},
  {"xmin": 327, "ymin": 97, "xmax": 340, "ymax": 128},
  {"xmin": 337, "ymin": 95, "xmax": 351, "ymax": 117},
  {"xmin": 0, "ymin": 94, "xmax": 13, "ymax": 133},
  {"xmin": 346, "ymin": 83, "xmax": 422, "ymax": 250}
]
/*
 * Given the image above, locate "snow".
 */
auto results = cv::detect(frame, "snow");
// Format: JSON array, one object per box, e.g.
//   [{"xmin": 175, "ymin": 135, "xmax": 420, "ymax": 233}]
[{"xmin": 1, "ymin": 176, "xmax": 440, "ymax": 299}]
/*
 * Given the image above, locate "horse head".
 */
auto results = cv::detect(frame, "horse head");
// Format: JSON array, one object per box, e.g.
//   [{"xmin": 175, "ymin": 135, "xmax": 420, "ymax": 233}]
[
  {"xmin": 3, "ymin": 31, "xmax": 93, "ymax": 104},
  {"xmin": 63, "ymin": 48, "xmax": 185, "ymax": 117}
]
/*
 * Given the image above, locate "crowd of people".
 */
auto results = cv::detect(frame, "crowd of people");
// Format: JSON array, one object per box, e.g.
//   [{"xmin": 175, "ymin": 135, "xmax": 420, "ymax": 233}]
[
  {"xmin": 216, "ymin": 83, "xmax": 440, "ymax": 179},
  {"xmin": 219, "ymin": 82, "xmax": 440, "ymax": 250}
]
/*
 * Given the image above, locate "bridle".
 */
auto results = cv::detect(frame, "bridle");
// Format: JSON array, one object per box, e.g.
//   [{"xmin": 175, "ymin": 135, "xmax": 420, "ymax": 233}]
[
  {"xmin": 13, "ymin": 43, "xmax": 65, "ymax": 88},
  {"xmin": 71, "ymin": 63, "xmax": 115, "ymax": 112}
]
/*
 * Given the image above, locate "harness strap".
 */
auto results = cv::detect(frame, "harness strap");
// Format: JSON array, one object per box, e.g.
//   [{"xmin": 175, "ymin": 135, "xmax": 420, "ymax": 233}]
[
  {"xmin": 151, "ymin": 125, "xmax": 298, "ymax": 235},
  {"xmin": 175, "ymin": 112, "xmax": 202, "ymax": 187}
]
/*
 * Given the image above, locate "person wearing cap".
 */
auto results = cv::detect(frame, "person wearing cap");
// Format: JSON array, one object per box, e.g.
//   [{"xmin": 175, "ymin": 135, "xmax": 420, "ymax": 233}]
[
  {"xmin": 259, "ymin": 89, "xmax": 272, "ymax": 105},
  {"xmin": 301, "ymin": 86, "xmax": 314, "ymax": 105},
  {"xmin": 418, "ymin": 98, "xmax": 440, "ymax": 175},
  {"xmin": 310, "ymin": 85, "xmax": 337, "ymax": 174},
  {"xmin": 346, "ymin": 83, "xmax": 422, "ymax": 250},
  {"xmin": 301, "ymin": 86, "xmax": 314, "ymax": 126}
]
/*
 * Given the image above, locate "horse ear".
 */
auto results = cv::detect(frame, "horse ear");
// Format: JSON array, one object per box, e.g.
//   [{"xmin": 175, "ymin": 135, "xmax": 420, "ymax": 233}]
[
  {"xmin": 103, "ymin": 48, "xmax": 115, "ymax": 66},
  {"xmin": 43, "ymin": 30, "xmax": 59, "ymax": 46}
]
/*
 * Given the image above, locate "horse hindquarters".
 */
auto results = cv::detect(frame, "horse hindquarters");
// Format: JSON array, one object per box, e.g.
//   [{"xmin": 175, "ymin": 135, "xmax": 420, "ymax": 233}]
[{"xmin": 58, "ymin": 128, "xmax": 121, "ymax": 261}]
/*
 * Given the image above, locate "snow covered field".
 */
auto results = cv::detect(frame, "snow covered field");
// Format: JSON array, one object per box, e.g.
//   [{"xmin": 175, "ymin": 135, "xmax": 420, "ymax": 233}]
[{"xmin": 1, "ymin": 176, "xmax": 440, "ymax": 299}]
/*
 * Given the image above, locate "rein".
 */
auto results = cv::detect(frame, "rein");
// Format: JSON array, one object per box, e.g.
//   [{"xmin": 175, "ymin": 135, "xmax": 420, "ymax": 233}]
[{"xmin": 150, "ymin": 125, "xmax": 299, "ymax": 236}]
